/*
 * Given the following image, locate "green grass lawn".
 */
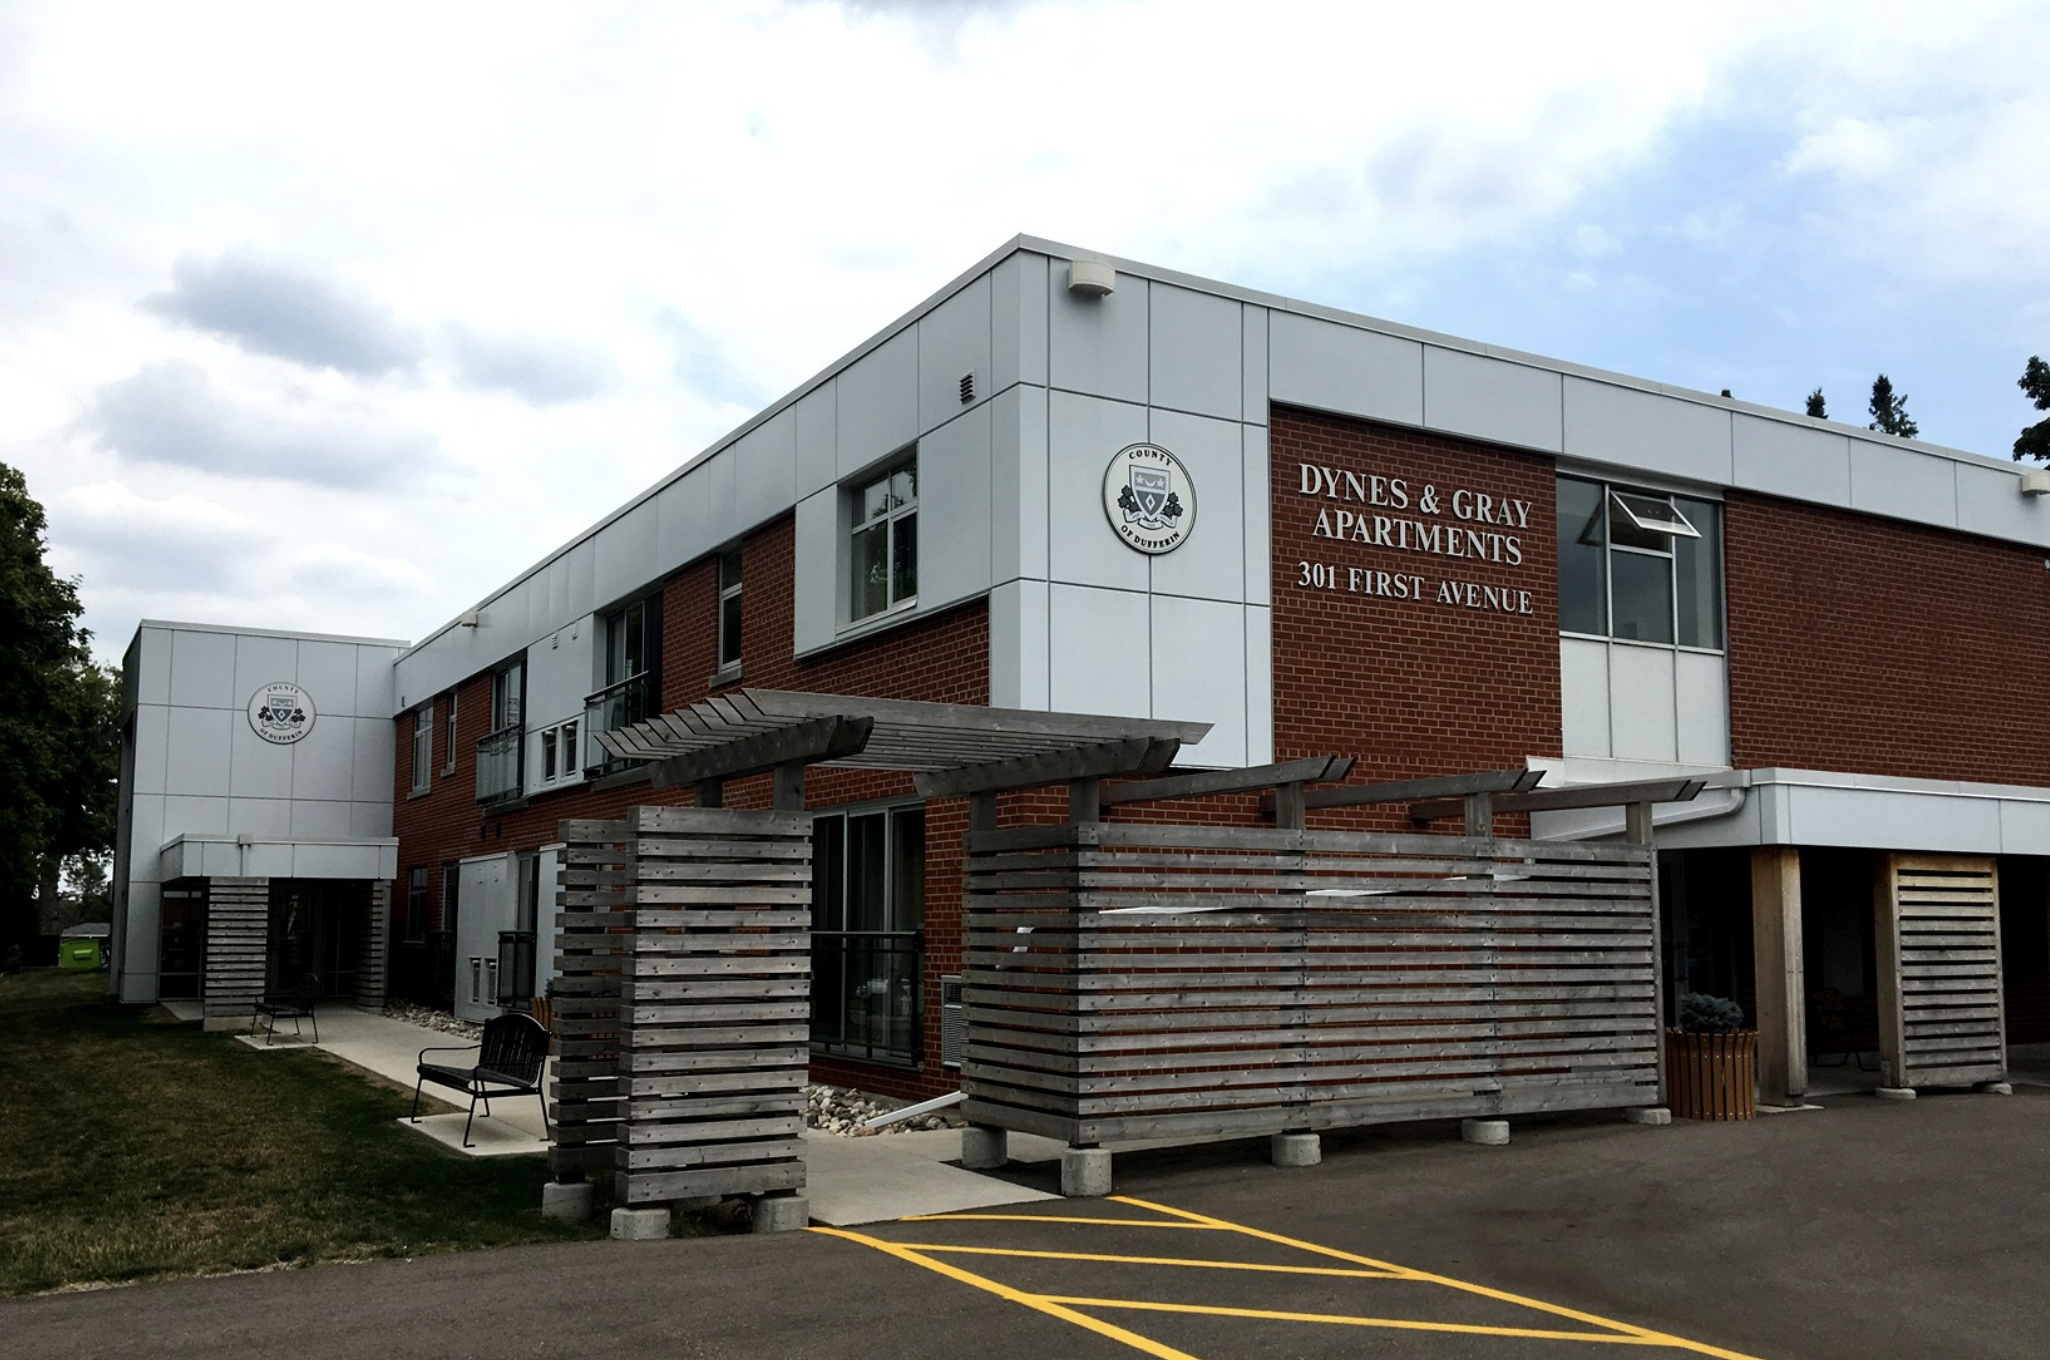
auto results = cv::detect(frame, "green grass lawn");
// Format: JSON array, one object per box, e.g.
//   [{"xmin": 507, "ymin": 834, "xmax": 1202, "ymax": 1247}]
[{"xmin": 0, "ymin": 970, "xmax": 604, "ymax": 1295}]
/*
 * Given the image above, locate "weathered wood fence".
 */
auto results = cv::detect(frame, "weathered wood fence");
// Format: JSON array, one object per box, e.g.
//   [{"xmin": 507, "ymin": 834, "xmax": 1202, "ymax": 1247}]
[
  {"xmin": 1876, "ymin": 853, "xmax": 2006, "ymax": 1089},
  {"xmin": 961, "ymin": 823, "xmax": 1660, "ymax": 1144},
  {"xmin": 552, "ymin": 806, "xmax": 811, "ymax": 1206}
]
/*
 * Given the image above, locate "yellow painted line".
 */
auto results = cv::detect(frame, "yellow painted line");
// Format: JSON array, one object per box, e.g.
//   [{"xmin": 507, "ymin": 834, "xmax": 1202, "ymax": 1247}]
[
  {"xmin": 1111, "ymin": 1197, "xmax": 1770, "ymax": 1360},
  {"xmin": 902, "ymin": 1212, "xmax": 1218, "ymax": 1230},
  {"xmin": 1039, "ymin": 1295, "xmax": 1667, "ymax": 1345},
  {"xmin": 888, "ymin": 1242, "xmax": 1404, "ymax": 1279},
  {"xmin": 808, "ymin": 1226, "xmax": 1201, "ymax": 1360}
]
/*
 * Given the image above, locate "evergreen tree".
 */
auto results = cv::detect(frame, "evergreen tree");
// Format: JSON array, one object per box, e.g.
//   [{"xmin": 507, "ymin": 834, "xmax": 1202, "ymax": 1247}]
[
  {"xmin": 1868, "ymin": 374, "xmax": 1919, "ymax": 439},
  {"xmin": 0, "ymin": 462, "xmax": 116, "ymax": 960},
  {"xmin": 2015, "ymin": 356, "xmax": 2050, "ymax": 463},
  {"xmin": 1805, "ymin": 388, "xmax": 1827, "ymax": 419}
]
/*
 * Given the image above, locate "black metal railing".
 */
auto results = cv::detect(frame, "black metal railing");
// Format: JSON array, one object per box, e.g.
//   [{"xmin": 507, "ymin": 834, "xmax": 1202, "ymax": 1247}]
[
  {"xmin": 475, "ymin": 724, "xmax": 523, "ymax": 804},
  {"xmin": 496, "ymin": 930, "xmax": 536, "ymax": 1007},
  {"xmin": 811, "ymin": 930, "xmax": 923, "ymax": 1064},
  {"xmin": 582, "ymin": 671, "xmax": 660, "ymax": 776}
]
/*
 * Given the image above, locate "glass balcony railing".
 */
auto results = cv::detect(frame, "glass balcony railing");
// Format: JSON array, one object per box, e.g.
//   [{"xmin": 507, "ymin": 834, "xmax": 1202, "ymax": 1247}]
[
  {"xmin": 582, "ymin": 671, "xmax": 659, "ymax": 776},
  {"xmin": 475, "ymin": 724, "xmax": 523, "ymax": 805}
]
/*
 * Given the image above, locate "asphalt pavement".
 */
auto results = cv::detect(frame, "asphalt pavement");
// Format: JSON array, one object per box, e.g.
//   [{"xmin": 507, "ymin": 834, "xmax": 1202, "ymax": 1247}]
[{"xmin": 5, "ymin": 1086, "xmax": 2045, "ymax": 1360}]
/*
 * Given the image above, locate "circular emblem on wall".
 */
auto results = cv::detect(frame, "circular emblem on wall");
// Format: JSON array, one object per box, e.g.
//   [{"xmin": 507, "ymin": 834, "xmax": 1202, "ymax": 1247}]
[
  {"xmin": 247, "ymin": 681, "xmax": 316, "ymax": 745},
  {"xmin": 1102, "ymin": 443, "xmax": 1196, "ymax": 555}
]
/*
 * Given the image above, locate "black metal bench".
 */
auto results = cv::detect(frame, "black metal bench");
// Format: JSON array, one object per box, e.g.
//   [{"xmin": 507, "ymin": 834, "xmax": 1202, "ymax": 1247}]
[
  {"xmin": 411, "ymin": 1012, "xmax": 552, "ymax": 1147},
  {"xmin": 252, "ymin": 973, "xmax": 320, "ymax": 1045}
]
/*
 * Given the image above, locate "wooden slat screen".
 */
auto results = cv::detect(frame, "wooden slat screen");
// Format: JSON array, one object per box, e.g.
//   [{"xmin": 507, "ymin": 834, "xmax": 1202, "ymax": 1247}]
[
  {"xmin": 1881, "ymin": 855, "xmax": 2006, "ymax": 1088},
  {"xmin": 202, "ymin": 877, "xmax": 269, "ymax": 1020},
  {"xmin": 551, "ymin": 818, "xmax": 631, "ymax": 1181},
  {"xmin": 961, "ymin": 823, "xmax": 1659, "ymax": 1145}
]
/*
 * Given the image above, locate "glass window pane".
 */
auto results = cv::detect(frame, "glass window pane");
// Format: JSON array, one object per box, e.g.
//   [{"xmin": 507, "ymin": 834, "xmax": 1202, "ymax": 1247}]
[
  {"xmin": 891, "ymin": 807, "xmax": 925, "ymax": 932},
  {"xmin": 720, "ymin": 592, "xmax": 742, "ymax": 665},
  {"xmin": 848, "ymin": 813, "xmax": 887, "ymax": 932},
  {"xmin": 862, "ymin": 478, "xmax": 890, "ymax": 523},
  {"xmin": 850, "ymin": 521, "xmax": 889, "ymax": 619},
  {"xmin": 1674, "ymin": 497, "xmax": 1723, "ymax": 649},
  {"xmin": 720, "ymin": 550, "xmax": 741, "ymax": 591},
  {"xmin": 891, "ymin": 510, "xmax": 918, "ymax": 604},
  {"xmin": 542, "ymin": 729, "xmax": 557, "ymax": 781},
  {"xmin": 1557, "ymin": 479, "xmax": 1607, "ymax": 635},
  {"xmin": 891, "ymin": 463, "xmax": 917, "ymax": 508},
  {"xmin": 1611, "ymin": 551, "xmax": 1675, "ymax": 643},
  {"xmin": 1609, "ymin": 492, "xmax": 1677, "ymax": 552},
  {"xmin": 811, "ymin": 816, "xmax": 844, "ymax": 931}
]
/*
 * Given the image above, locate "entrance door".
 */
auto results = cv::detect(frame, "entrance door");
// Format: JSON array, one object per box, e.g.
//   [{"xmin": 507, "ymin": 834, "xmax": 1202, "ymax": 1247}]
[{"xmin": 454, "ymin": 853, "xmax": 511, "ymax": 1023}]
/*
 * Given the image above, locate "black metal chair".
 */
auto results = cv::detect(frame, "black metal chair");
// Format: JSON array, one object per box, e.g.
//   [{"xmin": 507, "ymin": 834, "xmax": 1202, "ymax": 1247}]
[
  {"xmin": 252, "ymin": 973, "xmax": 321, "ymax": 1046},
  {"xmin": 411, "ymin": 1012, "xmax": 552, "ymax": 1147}
]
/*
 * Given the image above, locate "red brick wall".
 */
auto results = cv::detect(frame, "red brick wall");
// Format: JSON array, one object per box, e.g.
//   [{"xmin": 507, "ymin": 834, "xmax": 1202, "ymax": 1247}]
[
  {"xmin": 1725, "ymin": 492, "xmax": 2050, "ymax": 784},
  {"xmin": 1268, "ymin": 406, "xmax": 1561, "ymax": 827},
  {"xmin": 392, "ymin": 512, "xmax": 988, "ymax": 1100}
]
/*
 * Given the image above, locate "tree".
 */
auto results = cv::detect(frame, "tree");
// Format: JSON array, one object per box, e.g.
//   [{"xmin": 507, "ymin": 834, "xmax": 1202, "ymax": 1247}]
[
  {"xmin": 2015, "ymin": 355, "xmax": 2050, "ymax": 463},
  {"xmin": 1868, "ymin": 373, "xmax": 1919, "ymax": 439},
  {"xmin": 1805, "ymin": 388, "xmax": 1828, "ymax": 419},
  {"xmin": 0, "ymin": 462, "xmax": 117, "ymax": 959}
]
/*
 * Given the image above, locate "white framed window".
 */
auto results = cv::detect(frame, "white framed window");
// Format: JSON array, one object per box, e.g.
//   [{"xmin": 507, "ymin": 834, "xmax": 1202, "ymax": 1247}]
[
  {"xmin": 538, "ymin": 718, "xmax": 582, "ymax": 788},
  {"xmin": 717, "ymin": 550, "xmax": 743, "ymax": 672},
  {"xmin": 442, "ymin": 692, "xmax": 458, "ymax": 776},
  {"xmin": 1558, "ymin": 476, "xmax": 1723, "ymax": 649},
  {"xmin": 849, "ymin": 456, "xmax": 917, "ymax": 623},
  {"xmin": 410, "ymin": 703, "xmax": 433, "ymax": 793}
]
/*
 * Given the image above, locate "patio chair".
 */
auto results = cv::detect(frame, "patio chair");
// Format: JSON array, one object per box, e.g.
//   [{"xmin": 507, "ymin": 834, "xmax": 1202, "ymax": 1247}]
[
  {"xmin": 252, "ymin": 972, "xmax": 321, "ymax": 1046},
  {"xmin": 411, "ymin": 1012, "xmax": 552, "ymax": 1148}
]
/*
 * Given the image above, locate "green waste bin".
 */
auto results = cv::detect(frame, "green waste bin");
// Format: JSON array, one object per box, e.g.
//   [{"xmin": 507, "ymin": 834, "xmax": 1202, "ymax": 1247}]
[{"xmin": 59, "ymin": 938, "xmax": 105, "ymax": 970}]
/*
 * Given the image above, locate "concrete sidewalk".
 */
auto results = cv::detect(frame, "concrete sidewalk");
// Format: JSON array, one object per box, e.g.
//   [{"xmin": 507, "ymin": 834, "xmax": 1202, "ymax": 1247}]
[{"xmin": 223, "ymin": 1002, "xmax": 1061, "ymax": 1224}]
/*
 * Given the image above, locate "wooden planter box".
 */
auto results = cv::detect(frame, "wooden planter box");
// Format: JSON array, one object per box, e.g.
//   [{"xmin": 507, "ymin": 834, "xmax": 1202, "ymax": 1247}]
[{"xmin": 1666, "ymin": 1028, "xmax": 1757, "ymax": 1121}]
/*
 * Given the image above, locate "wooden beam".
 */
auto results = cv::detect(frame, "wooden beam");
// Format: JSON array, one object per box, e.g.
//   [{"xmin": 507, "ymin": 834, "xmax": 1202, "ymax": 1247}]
[
  {"xmin": 914, "ymin": 737, "xmax": 1180, "ymax": 800},
  {"xmin": 1101, "ymin": 756, "xmax": 1354, "ymax": 807},
  {"xmin": 1409, "ymin": 777, "xmax": 1705, "ymax": 822},
  {"xmin": 1755, "ymin": 845, "xmax": 1807, "ymax": 1104},
  {"xmin": 647, "ymin": 715, "xmax": 874, "ymax": 790},
  {"xmin": 739, "ymin": 688, "xmax": 1212, "ymax": 746},
  {"xmin": 772, "ymin": 761, "xmax": 805, "ymax": 812},
  {"xmin": 1267, "ymin": 768, "xmax": 1542, "ymax": 814}
]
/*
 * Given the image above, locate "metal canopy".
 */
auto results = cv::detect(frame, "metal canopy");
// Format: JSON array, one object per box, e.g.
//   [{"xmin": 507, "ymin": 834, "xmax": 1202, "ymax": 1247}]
[{"xmin": 594, "ymin": 688, "xmax": 1212, "ymax": 792}]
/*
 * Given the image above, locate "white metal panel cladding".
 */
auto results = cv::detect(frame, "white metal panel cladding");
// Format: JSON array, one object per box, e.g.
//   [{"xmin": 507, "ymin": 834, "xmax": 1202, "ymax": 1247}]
[{"xmin": 1878, "ymin": 854, "xmax": 2006, "ymax": 1089}]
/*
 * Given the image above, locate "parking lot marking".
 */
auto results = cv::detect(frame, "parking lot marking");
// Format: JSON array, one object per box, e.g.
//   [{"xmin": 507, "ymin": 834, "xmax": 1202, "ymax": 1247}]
[{"xmin": 817, "ymin": 1197, "xmax": 1771, "ymax": 1360}]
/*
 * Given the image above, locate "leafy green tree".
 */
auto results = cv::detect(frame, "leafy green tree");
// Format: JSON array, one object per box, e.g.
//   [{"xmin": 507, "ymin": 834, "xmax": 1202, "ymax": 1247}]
[
  {"xmin": 1, "ymin": 462, "xmax": 117, "ymax": 958},
  {"xmin": 1805, "ymin": 388, "xmax": 1827, "ymax": 419},
  {"xmin": 1868, "ymin": 373, "xmax": 1919, "ymax": 439},
  {"xmin": 2014, "ymin": 355, "xmax": 2050, "ymax": 463}
]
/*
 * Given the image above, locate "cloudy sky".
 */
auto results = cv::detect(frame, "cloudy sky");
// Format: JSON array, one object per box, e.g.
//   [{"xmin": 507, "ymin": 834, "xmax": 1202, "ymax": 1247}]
[{"xmin": 5, "ymin": 0, "xmax": 2048, "ymax": 662}]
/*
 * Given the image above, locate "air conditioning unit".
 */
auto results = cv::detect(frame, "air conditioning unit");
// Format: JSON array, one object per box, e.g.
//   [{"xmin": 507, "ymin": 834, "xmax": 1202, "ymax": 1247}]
[{"xmin": 941, "ymin": 974, "xmax": 965, "ymax": 1069}]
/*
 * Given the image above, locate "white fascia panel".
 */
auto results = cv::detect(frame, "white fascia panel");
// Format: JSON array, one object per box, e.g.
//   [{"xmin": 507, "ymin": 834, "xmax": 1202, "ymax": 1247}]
[
  {"xmin": 1242, "ymin": 306, "xmax": 1269, "ymax": 428},
  {"xmin": 1785, "ymin": 784, "xmax": 2000, "ymax": 855},
  {"xmin": 837, "ymin": 329, "xmax": 919, "ymax": 477},
  {"xmin": 1424, "ymin": 347, "xmax": 1563, "ymax": 453},
  {"xmin": 1268, "ymin": 312, "xmax": 1423, "ymax": 427},
  {"xmin": 1150, "ymin": 595, "xmax": 1247, "ymax": 768},
  {"xmin": 1731, "ymin": 414, "xmax": 1851, "ymax": 507},
  {"xmin": 163, "ymin": 794, "xmax": 228, "ymax": 842},
  {"xmin": 1849, "ymin": 434, "xmax": 1958, "ymax": 526},
  {"xmin": 1245, "ymin": 605, "xmax": 1273, "ymax": 765},
  {"xmin": 168, "ymin": 628, "xmax": 238, "ymax": 709},
  {"xmin": 989, "ymin": 385, "xmax": 1048, "ymax": 586},
  {"xmin": 992, "ymin": 252, "xmax": 1049, "ymax": 392},
  {"xmin": 1145, "ymin": 408, "xmax": 1245, "ymax": 605},
  {"xmin": 1046, "ymin": 391, "xmax": 1149, "ymax": 593},
  {"xmin": 226, "ymin": 797, "xmax": 292, "ymax": 839},
  {"xmin": 1564, "ymin": 377, "xmax": 1731, "ymax": 485},
  {"xmin": 288, "ymin": 714, "xmax": 354, "ymax": 803},
  {"xmin": 232, "ymin": 633, "xmax": 298, "ymax": 708},
  {"xmin": 1148, "ymin": 284, "xmax": 1242, "ymax": 422},
  {"xmin": 351, "ymin": 716, "xmax": 395, "ymax": 807},
  {"xmin": 1674, "ymin": 651, "xmax": 1729, "ymax": 767},
  {"xmin": 916, "ymin": 401, "xmax": 994, "ymax": 612},
  {"xmin": 1955, "ymin": 458, "xmax": 2050, "ymax": 548},
  {"xmin": 987, "ymin": 577, "xmax": 1050, "ymax": 711},
  {"xmin": 1559, "ymin": 638, "xmax": 1612, "ymax": 759},
  {"xmin": 164, "ymin": 705, "xmax": 233, "ymax": 799},
  {"xmin": 355, "ymin": 645, "xmax": 396, "ymax": 720},
  {"xmin": 296, "ymin": 641, "xmax": 361, "ymax": 719},
  {"xmin": 795, "ymin": 380, "xmax": 838, "ymax": 499},
  {"xmin": 592, "ymin": 497, "xmax": 661, "ymax": 614},
  {"xmin": 792, "ymin": 488, "xmax": 837, "ymax": 654},
  {"xmin": 1607, "ymin": 644, "xmax": 1676, "ymax": 763},
  {"xmin": 131, "ymin": 706, "xmax": 170, "ymax": 798},
  {"xmin": 734, "ymin": 407, "xmax": 798, "ymax": 530},
  {"xmin": 288, "ymin": 800, "xmax": 352, "ymax": 839},
  {"xmin": 1243, "ymin": 424, "xmax": 1271, "ymax": 607},
  {"xmin": 1997, "ymin": 797, "xmax": 2050, "ymax": 855},
  {"xmin": 918, "ymin": 274, "xmax": 993, "ymax": 435},
  {"xmin": 136, "ymin": 626, "xmax": 172, "ymax": 706},
  {"xmin": 1048, "ymin": 272, "xmax": 1148, "ymax": 405},
  {"xmin": 1047, "ymin": 584, "xmax": 1150, "ymax": 719}
]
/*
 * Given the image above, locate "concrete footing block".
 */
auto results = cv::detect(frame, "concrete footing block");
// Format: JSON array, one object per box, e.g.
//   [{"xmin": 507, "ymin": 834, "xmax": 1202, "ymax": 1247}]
[
  {"xmin": 1876, "ymin": 1087, "xmax": 1917, "ymax": 1102},
  {"xmin": 1625, "ymin": 1107, "xmax": 1672, "ymax": 1126},
  {"xmin": 753, "ymin": 1194, "xmax": 809, "ymax": 1233},
  {"xmin": 961, "ymin": 1125, "xmax": 1009, "ymax": 1170},
  {"xmin": 610, "ymin": 1207, "xmax": 672, "ymax": 1240},
  {"xmin": 541, "ymin": 1180, "xmax": 594, "ymax": 1221},
  {"xmin": 1461, "ymin": 1118, "xmax": 1510, "ymax": 1146},
  {"xmin": 1061, "ymin": 1146, "xmax": 1113, "ymax": 1197},
  {"xmin": 1977, "ymin": 1081, "xmax": 2013, "ymax": 1095},
  {"xmin": 1270, "ymin": 1132, "xmax": 1321, "ymax": 1167}
]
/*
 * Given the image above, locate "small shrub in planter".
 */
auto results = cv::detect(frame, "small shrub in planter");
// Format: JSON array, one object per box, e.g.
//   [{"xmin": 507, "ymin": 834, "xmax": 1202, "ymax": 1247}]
[{"xmin": 1666, "ymin": 994, "xmax": 1758, "ymax": 1120}]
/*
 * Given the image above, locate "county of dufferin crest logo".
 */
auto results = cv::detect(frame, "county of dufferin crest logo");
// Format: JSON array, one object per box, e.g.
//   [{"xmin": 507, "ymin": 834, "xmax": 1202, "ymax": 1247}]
[
  {"xmin": 1101, "ymin": 443, "xmax": 1196, "ymax": 555},
  {"xmin": 247, "ymin": 681, "xmax": 316, "ymax": 746}
]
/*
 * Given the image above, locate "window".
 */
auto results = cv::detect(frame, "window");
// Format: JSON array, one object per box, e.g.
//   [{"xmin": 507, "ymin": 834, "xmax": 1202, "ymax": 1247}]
[
  {"xmin": 584, "ymin": 593, "xmax": 661, "ymax": 775},
  {"xmin": 410, "ymin": 704, "xmax": 433, "ymax": 793},
  {"xmin": 849, "ymin": 457, "xmax": 917, "ymax": 622},
  {"xmin": 493, "ymin": 661, "xmax": 524, "ymax": 731},
  {"xmin": 443, "ymin": 692, "xmax": 458, "ymax": 776},
  {"xmin": 476, "ymin": 661, "xmax": 525, "ymax": 804},
  {"xmin": 406, "ymin": 867, "xmax": 429, "ymax": 940},
  {"xmin": 717, "ymin": 550, "xmax": 743, "ymax": 672},
  {"xmin": 1557, "ymin": 477, "xmax": 1723, "ymax": 649},
  {"xmin": 441, "ymin": 863, "xmax": 460, "ymax": 938},
  {"xmin": 811, "ymin": 804, "xmax": 925, "ymax": 1063},
  {"xmin": 538, "ymin": 718, "xmax": 581, "ymax": 787}
]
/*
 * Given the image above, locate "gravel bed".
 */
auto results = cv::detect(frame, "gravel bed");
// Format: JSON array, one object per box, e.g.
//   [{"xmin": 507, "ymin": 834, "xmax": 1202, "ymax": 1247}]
[{"xmin": 381, "ymin": 1000, "xmax": 483, "ymax": 1040}]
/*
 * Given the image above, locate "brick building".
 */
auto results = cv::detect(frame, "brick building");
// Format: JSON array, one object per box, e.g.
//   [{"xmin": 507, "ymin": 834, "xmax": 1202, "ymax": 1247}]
[{"xmin": 114, "ymin": 236, "xmax": 2050, "ymax": 1104}]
